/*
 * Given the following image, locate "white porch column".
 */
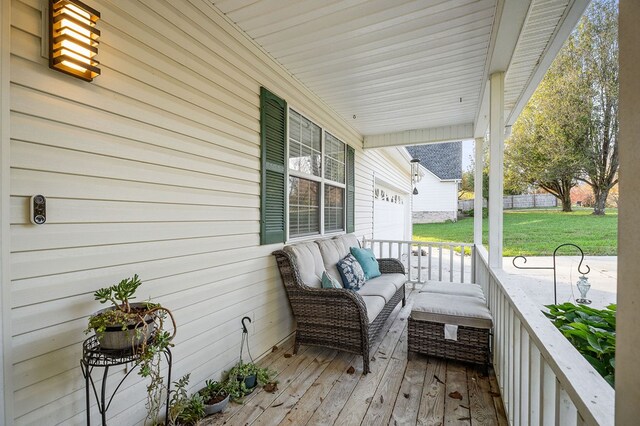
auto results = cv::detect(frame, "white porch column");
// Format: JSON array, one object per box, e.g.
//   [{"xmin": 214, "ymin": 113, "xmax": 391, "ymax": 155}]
[
  {"xmin": 488, "ymin": 72, "xmax": 504, "ymax": 269},
  {"xmin": 473, "ymin": 137, "xmax": 484, "ymax": 245},
  {"xmin": 616, "ymin": 0, "xmax": 640, "ymax": 422}
]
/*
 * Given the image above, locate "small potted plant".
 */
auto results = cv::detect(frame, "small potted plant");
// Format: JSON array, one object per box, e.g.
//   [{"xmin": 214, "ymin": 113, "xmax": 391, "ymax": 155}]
[
  {"xmin": 198, "ymin": 379, "xmax": 236, "ymax": 414},
  {"xmin": 85, "ymin": 274, "xmax": 177, "ymax": 425},
  {"xmin": 228, "ymin": 362, "xmax": 275, "ymax": 396}
]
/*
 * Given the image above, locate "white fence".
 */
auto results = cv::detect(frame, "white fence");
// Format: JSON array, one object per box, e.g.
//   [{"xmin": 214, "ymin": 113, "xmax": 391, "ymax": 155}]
[
  {"xmin": 459, "ymin": 194, "xmax": 557, "ymax": 211},
  {"xmin": 475, "ymin": 246, "xmax": 614, "ymax": 426}
]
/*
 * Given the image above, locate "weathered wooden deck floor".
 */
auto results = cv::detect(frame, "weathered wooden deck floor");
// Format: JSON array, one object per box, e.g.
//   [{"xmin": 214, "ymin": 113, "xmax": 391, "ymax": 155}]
[{"xmin": 202, "ymin": 289, "xmax": 507, "ymax": 426}]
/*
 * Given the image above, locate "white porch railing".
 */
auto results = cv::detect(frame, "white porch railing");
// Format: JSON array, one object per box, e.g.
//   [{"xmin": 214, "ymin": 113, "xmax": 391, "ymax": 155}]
[
  {"xmin": 363, "ymin": 238, "xmax": 476, "ymax": 284},
  {"xmin": 475, "ymin": 245, "xmax": 615, "ymax": 426},
  {"xmin": 365, "ymin": 238, "xmax": 614, "ymax": 425}
]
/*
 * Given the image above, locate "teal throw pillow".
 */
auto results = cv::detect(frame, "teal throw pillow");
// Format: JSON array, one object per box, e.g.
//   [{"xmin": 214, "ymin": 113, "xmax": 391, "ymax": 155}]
[
  {"xmin": 321, "ymin": 271, "xmax": 343, "ymax": 289},
  {"xmin": 337, "ymin": 254, "xmax": 366, "ymax": 290},
  {"xmin": 350, "ymin": 247, "xmax": 381, "ymax": 280}
]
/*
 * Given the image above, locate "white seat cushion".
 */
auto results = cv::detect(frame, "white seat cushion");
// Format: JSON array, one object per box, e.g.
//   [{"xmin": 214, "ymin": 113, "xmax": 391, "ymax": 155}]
[
  {"xmin": 366, "ymin": 273, "xmax": 406, "ymax": 291},
  {"xmin": 357, "ymin": 280, "xmax": 397, "ymax": 303},
  {"xmin": 283, "ymin": 242, "xmax": 325, "ymax": 288},
  {"xmin": 361, "ymin": 295, "xmax": 386, "ymax": 324},
  {"xmin": 411, "ymin": 292, "xmax": 492, "ymax": 329},
  {"xmin": 420, "ymin": 282, "xmax": 485, "ymax": 301},
  {"xmin": 316, "ymin": 238, "xmax": 346, "ymax": 284}
]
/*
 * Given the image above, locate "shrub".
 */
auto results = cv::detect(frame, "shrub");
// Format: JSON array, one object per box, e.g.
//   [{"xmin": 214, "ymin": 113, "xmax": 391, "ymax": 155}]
[
  {"xmin": 544, "ymin": 303, "xmax": 615, "ymax": 386},
  {"xmin": 463, "ymin": 207, "xmax": 488, "ymax": 218}
]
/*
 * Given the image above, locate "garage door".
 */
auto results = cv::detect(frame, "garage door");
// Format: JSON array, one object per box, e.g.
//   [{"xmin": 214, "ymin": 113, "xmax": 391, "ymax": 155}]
[{"xmin": 373, "ymin": 185, "xmax": 407, "ymax": 242}]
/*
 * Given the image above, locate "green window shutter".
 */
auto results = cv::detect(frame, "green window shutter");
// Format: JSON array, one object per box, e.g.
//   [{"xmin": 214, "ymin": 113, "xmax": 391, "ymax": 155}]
[
  {"xmin": 346, "ymin": 145, "xmax": 355, "ymax": 233},
  {"xmin": 260, "ymin": 87, "xmax": 287, "ymax": 245}
]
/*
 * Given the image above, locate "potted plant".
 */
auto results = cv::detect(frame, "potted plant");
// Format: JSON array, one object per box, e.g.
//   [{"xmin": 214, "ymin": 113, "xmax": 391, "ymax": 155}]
[
  {"xmin": 198, "ymin": 379, "xmax": 237, "ymax": 414},
  {"xmin": 85, "ymin": 274, "xmax": 177, "ymax": 425},
  {"xmin": 228, "ymin": 362, "xmax": 275, "ymax": 396}
]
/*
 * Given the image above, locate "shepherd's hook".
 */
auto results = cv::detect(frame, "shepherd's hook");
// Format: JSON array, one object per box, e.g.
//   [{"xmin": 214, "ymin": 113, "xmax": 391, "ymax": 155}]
[{"xmin": 241, "ymin": 316, "xmax": 252, "ymax": 334}]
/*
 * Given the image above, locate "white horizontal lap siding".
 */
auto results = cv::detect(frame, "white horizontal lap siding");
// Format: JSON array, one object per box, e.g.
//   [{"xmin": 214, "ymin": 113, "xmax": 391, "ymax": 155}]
[
  {"xmin": 354, "ymin": 148, "xmax": 411, "ymax": 240},
  {"xmin": 6, "ymin": 0, "xmax": 410, "ymax": 424},
  {"xmin": 413, "ymin": 171, "xmax": 458, "ymax": 212},
  {"xmin": 5, "ymin": 0, "xmax": 408, "ymax": 425},
  {"xmin": 10, "ymin": 0, "xmax": 342, "ymax": 425}
]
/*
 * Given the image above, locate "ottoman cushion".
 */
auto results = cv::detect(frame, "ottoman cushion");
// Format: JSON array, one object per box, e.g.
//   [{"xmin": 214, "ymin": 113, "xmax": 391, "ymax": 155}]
[
  {"xmin": 420, "ymin": 282, "xmax": 485, "ymax": 300},
  {"xmin": 411, "ymin": 293, "xmax": 492, "ymax": 329}
]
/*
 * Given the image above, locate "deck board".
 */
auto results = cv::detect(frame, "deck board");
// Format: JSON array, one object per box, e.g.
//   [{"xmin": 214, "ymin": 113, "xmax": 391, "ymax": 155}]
[{"xmin": 201, "ymin": 290, "xmax": 507, "ymax": 426}]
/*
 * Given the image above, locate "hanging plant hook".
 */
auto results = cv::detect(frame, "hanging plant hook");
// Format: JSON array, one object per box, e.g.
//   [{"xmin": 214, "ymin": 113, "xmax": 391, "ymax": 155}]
[{"xmin": 241, "ymin": 316, "xmax": 252, "ymax": 334}]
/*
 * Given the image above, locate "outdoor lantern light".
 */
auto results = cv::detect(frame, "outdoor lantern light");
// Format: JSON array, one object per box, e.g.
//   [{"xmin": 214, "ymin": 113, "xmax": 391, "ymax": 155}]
[
  {"xmin": 411, "ymin": 158, "xmax": 420, "ymax": 195},
  {"xmin": 49, "ymin": 0, "xmax": 101, "ymax": 81},
  {"xmin": 576, "ymin": 275, "xmax": 592, "ymax": 304}
]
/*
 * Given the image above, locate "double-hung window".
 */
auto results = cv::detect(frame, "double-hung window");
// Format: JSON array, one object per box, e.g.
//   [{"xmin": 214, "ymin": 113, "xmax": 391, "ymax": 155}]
[
  {"xmin": 287, "ymin": 109, "xmax": 346, "ymax": 239},
  {"xmin": 259, "ymin": 87, "xmax": 354, "ymax": 245}
]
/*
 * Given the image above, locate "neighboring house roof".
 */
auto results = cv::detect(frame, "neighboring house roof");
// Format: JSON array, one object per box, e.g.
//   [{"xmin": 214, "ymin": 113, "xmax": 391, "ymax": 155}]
[{"xmin": 406, "ymin": 142, "xmax": 462, "ymax": 181}]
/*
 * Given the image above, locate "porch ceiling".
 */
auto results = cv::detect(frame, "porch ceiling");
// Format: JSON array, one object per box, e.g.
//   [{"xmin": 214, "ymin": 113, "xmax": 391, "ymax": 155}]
[{"xmin": 212, "ymin": 0, "xmax": 588, "ymax": 146}]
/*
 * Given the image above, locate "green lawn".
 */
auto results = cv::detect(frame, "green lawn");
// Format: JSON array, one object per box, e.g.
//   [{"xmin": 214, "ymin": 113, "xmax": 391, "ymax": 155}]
[{"xmin": 413, "ymin": 208, "xmax": 618, "ymax": 256}]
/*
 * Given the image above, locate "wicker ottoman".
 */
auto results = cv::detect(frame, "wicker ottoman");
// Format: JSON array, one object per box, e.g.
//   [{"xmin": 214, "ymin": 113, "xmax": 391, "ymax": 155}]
[{"xmin": 408, "ymin": 290, "xmax": 492, "ymax": 371}]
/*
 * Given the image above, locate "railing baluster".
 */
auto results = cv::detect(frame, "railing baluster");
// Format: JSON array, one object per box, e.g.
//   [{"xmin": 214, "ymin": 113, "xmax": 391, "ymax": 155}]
[
  {"xmin": 557, "ymin": 384, "xmax": 578, "ymax": 425},
  {"xmin": 449, "ymin": 245, "xmax": 454, "ymax": 282},
  {"xmin": 471, "ymin": 245, "xmax": 476, "ymax": 284},
  {"xmin": 460, "ymin": 245, "xmax": 465, "ymax": 283},
  {"xmin": 388, "ymin": 242, "xmax": 392, "ymax": 258},
  {"xmin": 529, "ymin": 344, "xmax": 541, "ymax": 426},
  {"xmin": 541, "ymin": 361, "xmax": 556, "ymax": 426},
  {"xmin": 427, "ymin": 245, "xmax": 432, "ymax": 281},
  {"xmin": 397, "ymin": 242, "xmax": 401, "ymax": 261},
  {"xmin": 438, "ymin": 245, "xmax": 443, "ymax": 281},
  {"xmin": 513, "ymin": 317, "xmax": 522, "ymax": 425},
  {"xmin": 417, "ymin": 244, "xmax": 422, "ymax": 284},
  {"xmin": 407, "ymin": 243, "xmax": 412, "ymax": 282},
  {"xmin": 519, "ymin": 330, "xmax": 530, "ymax": 426}
]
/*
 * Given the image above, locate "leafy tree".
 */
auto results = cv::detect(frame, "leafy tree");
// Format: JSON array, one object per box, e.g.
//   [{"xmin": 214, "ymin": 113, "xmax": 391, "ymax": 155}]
[
  {"xmin": 506, "ymin": 64, "xmax": 586, "ymax": 212},
  {"xmin": 570, "ymin": 0, "xmax": 619, "ymax": 215},
  {"xmin": 506, "ymin": 0, "xmax": 618, "ymax": 214}
]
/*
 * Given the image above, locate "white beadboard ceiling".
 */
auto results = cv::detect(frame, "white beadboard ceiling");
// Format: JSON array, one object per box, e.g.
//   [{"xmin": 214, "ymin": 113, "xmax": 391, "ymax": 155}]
[{"xmin": 212, "ymin": 0, "xmax": 587, "ymax": 140}]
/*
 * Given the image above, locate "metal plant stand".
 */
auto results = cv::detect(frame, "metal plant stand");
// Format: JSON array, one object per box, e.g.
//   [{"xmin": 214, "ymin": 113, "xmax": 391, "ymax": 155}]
[
  {"xmin": 80, "ymin": 335, "xmax": 172, "ymax": 426},
  {"xmin": 512, "ymin": 243, "xmax": 590, "ymax": 305}
]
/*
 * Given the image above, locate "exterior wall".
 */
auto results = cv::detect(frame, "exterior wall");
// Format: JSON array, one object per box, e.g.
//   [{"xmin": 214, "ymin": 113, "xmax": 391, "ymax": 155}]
[
  {"xmin": 617, "ymin": 0, "xmax": 640, "ymax": 422},
  {"xmin": 411, "ymin": 167, "xmax": 458, "ymax": 223},
  {"xmin": 412, "ymin": 211, "xmax": 457, "ymax": 224},
  {"xmin": 6, "ymin": 1, "xmax": 410, "ymax": 425}
]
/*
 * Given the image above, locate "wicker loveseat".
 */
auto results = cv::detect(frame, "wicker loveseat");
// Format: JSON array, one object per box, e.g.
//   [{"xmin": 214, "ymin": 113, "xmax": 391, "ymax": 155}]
[{"xmin": 273, "ymin": 234, "xmax": 406, "ymax": 374}]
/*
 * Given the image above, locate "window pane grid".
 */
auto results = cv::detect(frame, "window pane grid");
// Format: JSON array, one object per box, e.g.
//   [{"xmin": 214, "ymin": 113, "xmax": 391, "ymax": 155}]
[
  {"xmin": 324, "ymin": 184, "xmax": 344, "ymax": 232},
  {"xmin": 289, "ymin": 110, "xmax": 321, "ymax": 177},
  {"xmin": 289, "ymin": 177, "xmax": 320, "ymax": 237},
  {"xmin": 324, "ymin": 133, "xmax": 345, "ymax": 183}
]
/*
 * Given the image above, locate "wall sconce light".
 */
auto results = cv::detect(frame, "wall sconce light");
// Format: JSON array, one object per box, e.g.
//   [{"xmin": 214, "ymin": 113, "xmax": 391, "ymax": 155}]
[
  {"xmin": 49, "ymin": 0, "xmax": 100, "ymax": 81},
  {"xmin": 411, "ymin": 158, "xmax": 420, "ymax": 195}
]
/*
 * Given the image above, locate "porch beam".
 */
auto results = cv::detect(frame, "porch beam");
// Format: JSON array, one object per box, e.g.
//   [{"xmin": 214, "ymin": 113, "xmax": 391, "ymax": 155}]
[
  {"xmin": 473, "ymin": 137, "xmax": 484, "ymax": 246},
  {"xmin": 488, "ymin": 72, "xmax": 504, "ymax": 269},
  {"xmin": 363, "ymin": 123, "xmax": 473, "ymax": 149}
]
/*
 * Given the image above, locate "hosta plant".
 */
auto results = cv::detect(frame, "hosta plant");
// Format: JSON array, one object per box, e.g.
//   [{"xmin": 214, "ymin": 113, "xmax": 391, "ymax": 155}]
[{"xmin": 544, "ymin": 302, "xmax": 615, "ymax": 386}]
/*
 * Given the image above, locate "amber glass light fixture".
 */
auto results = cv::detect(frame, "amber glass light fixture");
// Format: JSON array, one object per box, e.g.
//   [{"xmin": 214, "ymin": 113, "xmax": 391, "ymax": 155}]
[{"xmin": 49, "ymin": 0, "xmax": 100, "ymax": 81}]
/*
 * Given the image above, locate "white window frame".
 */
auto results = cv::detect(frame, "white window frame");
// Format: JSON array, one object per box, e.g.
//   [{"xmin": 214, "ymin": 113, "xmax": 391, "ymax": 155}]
[{"xmin": 286, "ymin": 108, "xmax": 347, "ymax": 242}]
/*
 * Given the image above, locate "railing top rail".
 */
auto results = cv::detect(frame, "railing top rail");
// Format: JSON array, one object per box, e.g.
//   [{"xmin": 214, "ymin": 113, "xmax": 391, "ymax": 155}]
[
  {"xmin": 476, "ymin": 247, "xmax": 614, "ymax": 426},
  {"xmin": 364, "ymin": 238, "xmax": 476, "ymax": 248}
]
